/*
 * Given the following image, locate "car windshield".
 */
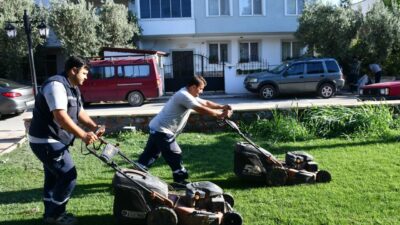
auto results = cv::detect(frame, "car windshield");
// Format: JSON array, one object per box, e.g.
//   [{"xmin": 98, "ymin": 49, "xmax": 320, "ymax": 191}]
[
  {"xmin": 0, "ymin": 78, "xmax": 24, "ymax": 89},
  {"xmin": 269, "ymin": 63, "xmax": 289, "ymax": 74}
]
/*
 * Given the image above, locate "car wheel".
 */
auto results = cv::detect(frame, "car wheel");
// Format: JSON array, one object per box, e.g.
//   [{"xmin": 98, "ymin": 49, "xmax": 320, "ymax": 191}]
[
  {"xmin": 147, "ymin": 207, "xmax": 178, "ymax": 225},
  {"xmin": 127, "ymin": 91, "xmax": 144, "ymax": 107},
  {"xmin": 318, "ymin": 83, "xmax": 335, "ymax": 98},
  {"xmin": 259, "ymin": 84, "xmax": 277, "ymax": 99}
]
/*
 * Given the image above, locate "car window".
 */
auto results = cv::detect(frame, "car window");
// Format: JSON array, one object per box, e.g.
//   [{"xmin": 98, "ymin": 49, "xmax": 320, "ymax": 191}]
[
  {"xmin": 306, "ymin": 62, "xmax": 324, "ymax": 74},
  {"xmin": 270, "ymin": 63, "xmax": 289, "ymax": 74},
  {"xmin": 325, "ymin": 60, "xmax": 340, "ymax": 73},
  {"xmin": 90, "ymin": 66, "xmax": 115, "ymax": 79},
  {"xmin": 0, "ymin": 79, "xmax": 23, "ymax": 88},
  {"xmin": 285, "ymin": 63, "xmax": 304, "ymax": 76},
  {"xmin": 118, "ymin": 65, "xmax": 150, "ymax": 78}
]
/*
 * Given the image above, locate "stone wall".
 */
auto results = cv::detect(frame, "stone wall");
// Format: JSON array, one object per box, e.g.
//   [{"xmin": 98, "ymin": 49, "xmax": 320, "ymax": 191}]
[{"xmin": 24, "ymin": 110, "xmax": 276, "ymax": 135}]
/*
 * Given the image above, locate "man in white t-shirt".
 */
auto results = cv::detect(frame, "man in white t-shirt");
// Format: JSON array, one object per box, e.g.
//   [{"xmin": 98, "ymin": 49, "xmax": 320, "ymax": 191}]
[{"xmin": 137, "ymin": 75, "xmax": 232, "ymax": 184}]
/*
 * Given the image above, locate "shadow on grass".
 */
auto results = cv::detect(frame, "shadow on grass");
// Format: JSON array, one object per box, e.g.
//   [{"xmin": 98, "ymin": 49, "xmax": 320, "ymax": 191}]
[
  {"xmin": 0, "ymin": 183, "xmax": 112, "ymax": 205},
  {"xmin": 0, "ymin": 214, "xmax": 114, "ymax": 225}
]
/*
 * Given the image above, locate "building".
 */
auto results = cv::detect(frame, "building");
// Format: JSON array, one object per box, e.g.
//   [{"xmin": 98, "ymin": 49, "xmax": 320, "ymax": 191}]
[
  {"xmin": 128, "ymin": 0, "xmax": 310, "ymax": 93},
  {"xmin": 37, "ymin": 0, "xmax": 315, "ymax": 93}
]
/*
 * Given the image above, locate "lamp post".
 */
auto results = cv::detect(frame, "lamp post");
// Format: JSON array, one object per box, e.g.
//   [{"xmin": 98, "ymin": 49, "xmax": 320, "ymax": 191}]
[{"xmin": 4, "ymin": 10, "xmax": 49, "ymax": 95}]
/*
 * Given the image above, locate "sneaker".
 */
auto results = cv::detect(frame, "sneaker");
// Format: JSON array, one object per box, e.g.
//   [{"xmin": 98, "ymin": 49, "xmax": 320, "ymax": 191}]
[{"xmin": 44, "ymin": 212, "xmax": 77, "ymax": 225}]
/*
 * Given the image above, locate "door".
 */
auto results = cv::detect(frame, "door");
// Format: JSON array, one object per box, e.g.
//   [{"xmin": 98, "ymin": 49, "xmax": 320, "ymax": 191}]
[
  {"xmin": 165, "ymin": 51, "xmax": 194, "ymax": 92},
  {"xmin": 278, "ymin": 63, "xmax": 305, "ymax": 94},
  {"xmin": 81, "ymin": 66, "xmax": 117, "ymax": 102},
  {"xmin": 303, "ymin": 61, "xmax": 325, "ymax": 92}
]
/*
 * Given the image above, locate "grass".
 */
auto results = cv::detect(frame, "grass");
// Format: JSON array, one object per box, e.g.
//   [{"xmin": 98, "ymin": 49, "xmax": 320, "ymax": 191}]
[{"xmin": 1, "ymin": 131, "xmax": 400, "ymax": 225}]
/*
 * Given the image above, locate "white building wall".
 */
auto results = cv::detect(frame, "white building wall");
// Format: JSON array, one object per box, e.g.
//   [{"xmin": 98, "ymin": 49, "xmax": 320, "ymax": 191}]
[{"xmin": 140, "ymin": 35, "xmax": 296, "ymax": 93}]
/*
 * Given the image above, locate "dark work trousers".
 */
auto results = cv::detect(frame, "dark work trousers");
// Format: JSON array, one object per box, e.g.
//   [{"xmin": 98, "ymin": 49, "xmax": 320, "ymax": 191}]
[
  {"xmin": 375, "ymin": 71, "xmax": 382, "ymax": 83},
  {"xmin": 30, "ymin": 142, "xmax": 77, "ymax": 218},
  {"xmin": 138, "ymin": 130, "xmax": 186, "ymax": 181}
]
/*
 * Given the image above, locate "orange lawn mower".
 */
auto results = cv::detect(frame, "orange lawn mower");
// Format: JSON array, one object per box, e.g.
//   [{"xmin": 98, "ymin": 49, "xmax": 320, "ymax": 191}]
[
  {"xmin": 84, "ymin": 137, "xmax": 243, "ymax": 225},
  {"xmin": 222, "ymin": 119, "xmax": 332, "ymax": 186}
]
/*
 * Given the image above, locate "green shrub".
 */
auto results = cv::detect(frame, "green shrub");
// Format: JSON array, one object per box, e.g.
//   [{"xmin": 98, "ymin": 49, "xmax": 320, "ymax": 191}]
[
  {"xmin": 303, "ymin": 105, "xmax": 393, "ymax": 138},
  {"xmin": 244, "ymin": 110, "xmax": 311, "ymax": 142},
  {"xmin": 245, "ymin": 104, "xmax": 397, "ymax": 141}
]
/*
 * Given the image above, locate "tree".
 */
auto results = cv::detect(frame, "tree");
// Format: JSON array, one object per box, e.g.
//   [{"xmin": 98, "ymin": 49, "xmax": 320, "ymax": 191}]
[
  {"xmin": 49, "ymin": 0, "xmax": 100, "ymax": 57},
  {"xmin": 295, "ymin": 3, "xmax": 362, "ymax": 62},
  {"xmin": 0, "ymin": 0, "xmax": 47, "ymax": 81},
  {"xmin": 98, "ymin": 0, "xmax": 141, "ymax": 48},
  {"xmin": 358, "ymin": 1, "xmax": 400, "ymax": 64}
]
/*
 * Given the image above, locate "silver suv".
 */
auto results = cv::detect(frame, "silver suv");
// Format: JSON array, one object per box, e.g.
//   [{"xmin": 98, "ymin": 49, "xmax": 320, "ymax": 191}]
[{"xmin": 244, "ymin": 58, "xmax": 345, "ymax": 99}]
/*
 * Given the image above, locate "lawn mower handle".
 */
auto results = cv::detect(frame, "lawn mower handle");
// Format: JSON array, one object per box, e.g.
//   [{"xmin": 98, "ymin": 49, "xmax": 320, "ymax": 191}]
[
  {"xmin": 92, "ymin": 137, "xmax": 147, "ymax": 173},
  {"xmin": 85, "ymin": 139, "xmax": 174, "ymax": 208}
]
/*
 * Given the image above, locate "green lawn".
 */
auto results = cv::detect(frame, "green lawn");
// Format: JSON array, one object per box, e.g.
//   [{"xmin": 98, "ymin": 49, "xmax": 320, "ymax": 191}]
[{"xmin": 1, "ymin": 132, "xmax": 400, "ymax": 225}]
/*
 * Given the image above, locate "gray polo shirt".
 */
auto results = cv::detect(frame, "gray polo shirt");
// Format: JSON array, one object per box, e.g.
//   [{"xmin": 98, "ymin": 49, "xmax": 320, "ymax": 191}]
[{"xmin": 149, "ymin": 87, "xmax": 205, "ymax": 136}]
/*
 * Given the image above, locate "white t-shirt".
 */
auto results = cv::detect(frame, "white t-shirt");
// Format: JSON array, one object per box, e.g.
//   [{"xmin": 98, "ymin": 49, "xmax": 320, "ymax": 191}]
[{"xmin": 149, "ymin": 87, "xmax": 205, "ymax": 135}]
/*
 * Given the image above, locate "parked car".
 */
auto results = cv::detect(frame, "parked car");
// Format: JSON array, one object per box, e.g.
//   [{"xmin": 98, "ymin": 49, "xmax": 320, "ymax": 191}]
[
  {"xmin": 80, "ymin": 57, "xmax": 163, "ymax": 107},
  {"xmin": 244, "ymin": 58, "xmax": 345, "ymax": 99},
  {"xmin": 358, "ymin": 81, "xmax": 400, "ymax": 100},
  {"xmin": 0, "ymin": 78, "xmax": 34, "ymax": 117}
]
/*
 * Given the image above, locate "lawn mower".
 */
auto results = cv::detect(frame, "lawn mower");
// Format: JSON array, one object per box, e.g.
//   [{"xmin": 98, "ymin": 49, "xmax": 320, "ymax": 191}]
[
  {"xmin": 222, "ymin": 119, "xmax": 332, "ymax": 186},
  {"xmin": 84, "ymin": 137, "xmax": 242, "ymax": 225}
]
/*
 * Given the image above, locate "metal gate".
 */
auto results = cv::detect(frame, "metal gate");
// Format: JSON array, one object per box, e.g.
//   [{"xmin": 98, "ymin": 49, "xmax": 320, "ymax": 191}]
[{"xmin": 164, "ymin": 52, "xmax": 225, "ymax": 92}]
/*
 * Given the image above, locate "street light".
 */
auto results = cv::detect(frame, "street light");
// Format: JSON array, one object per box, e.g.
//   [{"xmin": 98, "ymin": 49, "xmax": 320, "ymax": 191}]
[{"xmin": 4, "ymin": 10, "xmax": 49, "ymax": 95}]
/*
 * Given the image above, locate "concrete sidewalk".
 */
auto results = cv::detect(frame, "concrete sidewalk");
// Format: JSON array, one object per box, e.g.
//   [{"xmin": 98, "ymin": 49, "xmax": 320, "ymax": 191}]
[{"xmin": 0, "ymin": 111, "xmax": 31, "ymax": 155}]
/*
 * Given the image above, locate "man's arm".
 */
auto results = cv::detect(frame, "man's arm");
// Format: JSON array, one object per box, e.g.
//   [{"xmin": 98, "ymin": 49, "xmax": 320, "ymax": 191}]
[
  {"xmin": 53, "ymin": 110, "xmax": 98, "ymax": 144},
  {"xmin": 78, "ymin": 110, "xmax": 105, "ymax": 137},
  {"xmin": 192, "ymin": 105, "xmax": 232, "ymax": 119},
  {"xmin": 200, "ymin": 99, "xmax": 232, "ymax": 111}
]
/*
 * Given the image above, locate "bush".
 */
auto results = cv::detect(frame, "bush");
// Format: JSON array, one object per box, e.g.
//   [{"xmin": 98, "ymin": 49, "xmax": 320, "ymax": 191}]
[
  {"xmin": 244, "ymin": 110, "xmax": 311, "ymax": 142},
  {"xmin": 245, "ymin": 104, "xmax": 397, "ymax": 141}
]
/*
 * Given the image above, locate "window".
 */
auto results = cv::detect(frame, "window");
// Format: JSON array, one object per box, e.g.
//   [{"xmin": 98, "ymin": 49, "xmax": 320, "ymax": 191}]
[
  {"xmin": 91, "ymin": 66, "xmax": 114, "ymax": 79},
  {"xmin": 240, "ymin": 0, "xmax": 263, "ymax": 16},
  {"xmin": 239, "ymin": 42, "xmax": 259, "ymax": 63},
  {"xmin": 286, "ymin": 0, "xmax": 306, "ymax": 15},
  {"xmin": 282, "ymin": 41, "xmax": 304, "ymax": 61},
  {"xmin": 325, "ymin": 61, "xmax": 340, "ymax": 73},
  {"xmin": 140, "ymin": 0, "xmax": 191, "ymax": 18},
  {"xmin": 286, "ymin": 63, "xmax": 304, "ymax": 76},
  {"xmin": 118, "ymin": 65, "xmax": 150, "ymax": 78},
  {"xmin": 209, "ymin": 43, "xmax": 228, "ymax": 64},
  {"xmin": 208, "ymin": 0, "xmax": 230, "ymax": 16},
  {"xmin": 306, "ymin": 62, "xmax": 324, "ymax": 74}
]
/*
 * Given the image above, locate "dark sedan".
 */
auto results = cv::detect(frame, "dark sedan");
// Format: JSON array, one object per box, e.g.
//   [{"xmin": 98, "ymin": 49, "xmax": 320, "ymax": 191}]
[{"xmin": 0, "ymin": 78, "xmax": 34, "ymax": 117}]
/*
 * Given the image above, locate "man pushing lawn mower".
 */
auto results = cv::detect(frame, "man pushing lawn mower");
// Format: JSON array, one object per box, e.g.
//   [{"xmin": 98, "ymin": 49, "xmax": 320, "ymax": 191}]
[{"xmin": 137, "ymin": 75, "xmax": 233, "ymax": 185}]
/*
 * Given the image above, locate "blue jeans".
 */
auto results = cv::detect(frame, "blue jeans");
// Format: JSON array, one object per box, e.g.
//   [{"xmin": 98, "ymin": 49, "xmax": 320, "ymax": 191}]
[
  {"xmin": 30, "ymin": 142, "xmax": 77, "ymax": 218},
  {"xmin": 138, "ymin": 130, "xmax": 188, "ymax": 182}
]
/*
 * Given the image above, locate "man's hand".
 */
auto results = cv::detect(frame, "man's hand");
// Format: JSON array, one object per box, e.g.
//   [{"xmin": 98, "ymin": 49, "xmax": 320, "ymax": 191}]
[
  {"xmin": 222, "ymin": 105, "xmax": 232, "ymax": 110},
  {"xmin": 218, "ymin": 109, "xmax": 233, "ymax": 119},
  {"xmin": 95, "ymin": 125, "xmax": 106, "ymax": 137},
  {"xmin": 83, "ymin": 131, "xmax": 98, "ymax": 145}
]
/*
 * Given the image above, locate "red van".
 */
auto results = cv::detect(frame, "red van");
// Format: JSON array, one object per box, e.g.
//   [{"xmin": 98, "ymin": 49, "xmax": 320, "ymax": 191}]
[{"xmin": 80, "ymin": 57, "xmax": 163, "ymax": 106}]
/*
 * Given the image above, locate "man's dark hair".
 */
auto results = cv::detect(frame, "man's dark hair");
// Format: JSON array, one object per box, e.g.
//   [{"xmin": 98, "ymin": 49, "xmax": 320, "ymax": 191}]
[
  {"xmin": 187, "ymin": 75, "xmax": 207, "ymax": 87},
  {"xmin": 64, "ymin": 56, "xmax": 90, "ymax": 72}
]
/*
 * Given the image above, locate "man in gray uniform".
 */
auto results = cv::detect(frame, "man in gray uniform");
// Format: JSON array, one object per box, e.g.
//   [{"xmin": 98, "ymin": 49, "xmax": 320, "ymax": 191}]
[
  {"xmin": 29, "ymin": 56, "xmax": 105, "ymax": 225},
  {"xmin": 138, "ymin": 75, "xmax": 232, "ymax": 184}
]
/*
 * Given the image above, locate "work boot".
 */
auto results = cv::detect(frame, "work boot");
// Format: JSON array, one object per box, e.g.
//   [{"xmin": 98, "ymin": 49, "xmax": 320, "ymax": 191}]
[{"xmin": 44, "ymin": 212, "xmax": 77, "ymax": 225}]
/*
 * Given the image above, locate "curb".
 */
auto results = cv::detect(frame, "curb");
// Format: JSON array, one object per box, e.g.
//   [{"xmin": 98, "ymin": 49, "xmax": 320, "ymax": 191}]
[{"xmin": 0, "ymin": 136, "xmax": 27, "ymax": 156}]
